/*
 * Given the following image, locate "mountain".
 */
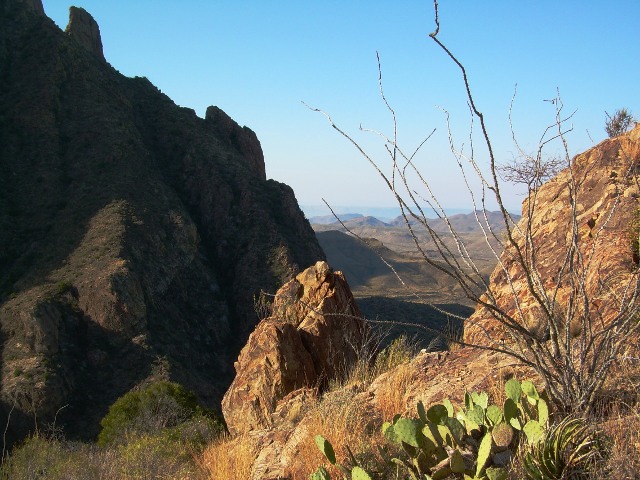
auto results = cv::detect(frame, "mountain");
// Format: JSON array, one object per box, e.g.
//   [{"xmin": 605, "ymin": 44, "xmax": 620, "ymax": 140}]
[
  {"xmin": 388, "ymin": 210, "xmax": 521, "ymax": 232},
  {"xmin": 466, "ymin": 126, "xmax": 640, "ymax": 346},
  {"xmin": 316, "ymin": 230, "xmax": 452, "ymax": 294},
  {"xmin": 0, "ymin": 1, "xmax": 324, "ymax": 445},
  {"xmin": 312, "ymin": 211, "xmax": 508, "ymax": 300},
  {"xmin": 307, "ymin": 213, "xmax": 363, "ymax": 225}
]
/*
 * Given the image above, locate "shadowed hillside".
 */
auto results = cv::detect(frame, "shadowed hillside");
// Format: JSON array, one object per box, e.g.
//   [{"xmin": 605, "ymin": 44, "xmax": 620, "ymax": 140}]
[
  {"xmin": 0, "ymin": 1, "xmax": 323, "ymax": 446},
  {"xmin": 315, "ymin": 230, "xmax": 457, "ymax": 297}
]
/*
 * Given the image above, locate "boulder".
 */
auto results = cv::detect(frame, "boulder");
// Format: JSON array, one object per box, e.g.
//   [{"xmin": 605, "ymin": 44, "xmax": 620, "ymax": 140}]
[{"xmin": 222, "ymin": 261, "xmax": 364, "ymax": 435}]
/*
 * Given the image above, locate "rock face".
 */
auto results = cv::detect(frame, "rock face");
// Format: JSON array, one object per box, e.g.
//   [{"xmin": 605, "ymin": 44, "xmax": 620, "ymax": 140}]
[
  {"xmin": 0, "ymin": 2, "xmax": 324, "ymax": 446},
  {"xmin": 466, "ymin": 125, "xmax": 640, "ymax": 345},
  {"xmin": 222, "ymin": 261, "xmax": 364, "ymax": 435},
  {"xmin": 206, "ymin": 106, "xmax": 266, "ymax": 180},
  {"xmin": 65, "ymin": 7, "xmax": 104, "ymax": 61}
]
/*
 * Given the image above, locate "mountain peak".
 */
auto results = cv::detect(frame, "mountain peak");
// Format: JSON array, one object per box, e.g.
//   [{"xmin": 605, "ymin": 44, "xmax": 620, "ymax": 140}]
[
  {"xmin": 205, "ymin": 105, "xmax": 266, "ymax": 180},
  {"xmin": 65, "ymin": 6, "xmax": 105, "ymax": 61}
]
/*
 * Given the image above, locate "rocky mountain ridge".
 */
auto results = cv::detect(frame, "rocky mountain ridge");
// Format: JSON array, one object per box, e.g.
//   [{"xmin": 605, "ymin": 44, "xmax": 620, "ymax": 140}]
[
  {"xmin": 310, "ymin": 210, "xmax": 521, "ymax": 233},
  {"xmin": 0, "ymin": 0, "xmax": 323, "ymax": 446}
]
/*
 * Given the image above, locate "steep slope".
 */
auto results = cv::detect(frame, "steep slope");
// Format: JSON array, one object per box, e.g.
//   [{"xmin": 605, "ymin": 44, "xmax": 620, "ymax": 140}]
[
  {"xmin": 316, "ymin": 230, "xmax": 462, "ymax": 295},
  {"xmin": 0, "ymin": 1, "xmax": 324, "ymax": 444},
  {"xmin": 466, "ymin": 125, "xmax": 640, "ymax": 345}
]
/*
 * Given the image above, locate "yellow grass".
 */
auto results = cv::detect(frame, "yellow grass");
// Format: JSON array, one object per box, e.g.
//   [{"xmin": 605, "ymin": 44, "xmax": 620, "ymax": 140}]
[
  {"xmin": 374, "ymin": 360, "xmax": 415, "ymax": 422},
  {"xmin": 285, "ymin": 389, "xmax": 384, "ymax": 478},
  {"xmin": 200, "ymin": 434, "xmax": 258, "ymax": 480}
]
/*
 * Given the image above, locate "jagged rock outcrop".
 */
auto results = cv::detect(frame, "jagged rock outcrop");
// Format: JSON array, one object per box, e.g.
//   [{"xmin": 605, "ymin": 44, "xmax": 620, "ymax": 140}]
[
  {"xmin": 466, "ymin": 125, "xmax": 640, "ymax": 345},
  {"xmin": 0, "ymin": 1, "xmax": 324, "ymax": 446},
  {"xmin": 206, "ymin": 106, "xmax": 266, "ymax": 180},
  {"xmin": 222, "ymin": 261, "xmax": 364, "ymax": 435},
  {"xmin": 65, "ymin": 6, "xmax": 104, "ymax": 61}
]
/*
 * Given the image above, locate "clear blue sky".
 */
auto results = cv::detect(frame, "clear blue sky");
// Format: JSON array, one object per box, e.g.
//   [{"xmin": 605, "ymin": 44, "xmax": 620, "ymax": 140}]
[{"xmin": 43, "ymin": 1, "xmax": 639, "ymax": 214}]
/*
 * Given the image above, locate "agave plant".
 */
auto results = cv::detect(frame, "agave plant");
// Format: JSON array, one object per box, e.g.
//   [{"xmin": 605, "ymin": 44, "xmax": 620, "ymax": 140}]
[{"xmin": 522, "ymin": 417, "xmax": 598, "ymax": 480}]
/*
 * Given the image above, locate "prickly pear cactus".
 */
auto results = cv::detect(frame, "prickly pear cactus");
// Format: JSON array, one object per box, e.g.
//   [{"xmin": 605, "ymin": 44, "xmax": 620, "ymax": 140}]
[
  {"xmin": 491, "ymin": 422, "xmax": 514, "ymax": 451},
  {"xmin": 312, "ymin": 379, "xmax": 550, "ymax": 480}
]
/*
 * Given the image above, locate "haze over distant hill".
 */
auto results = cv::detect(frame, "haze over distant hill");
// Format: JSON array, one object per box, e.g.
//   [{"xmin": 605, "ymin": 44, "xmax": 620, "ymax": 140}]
[
  {"xmin": 303, "ymin": 205, "xmax": 477, "ymax": 222},
  {"xmin": 311, "ymin": 210, "xmax": 518, "ymax": 334},
  {"xmin": 312, "ymin": 210, "xmax": 520, "ymax": 233},
  {"xmin": 307, "ymin": 213, "xmax": 364, "ymax": 225}
]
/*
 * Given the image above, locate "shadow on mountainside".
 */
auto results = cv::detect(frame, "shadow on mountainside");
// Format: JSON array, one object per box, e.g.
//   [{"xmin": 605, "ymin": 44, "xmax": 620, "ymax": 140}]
[{"xmin": 357, "ymin": 296, "xmax": 472, "ymax": 350}]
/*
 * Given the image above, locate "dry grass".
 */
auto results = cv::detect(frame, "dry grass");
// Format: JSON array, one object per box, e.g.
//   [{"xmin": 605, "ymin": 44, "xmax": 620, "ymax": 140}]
[
  {"xmin": 285, "ymin": 388, "xmax": 384, "ymax": 479},
  {"xmin": 594, "ymin": 409, "xmax": 640, "ymax": 479},
  {"xmin": 588, "ymin": 343, "xmax": 640, "ymax": 479},
  {"xmin": 339, "ymin": 333, "xmax": 419, "ymax": 388},
  {"xmin": 374, "ymin": 360, "xmax": 416, "ymax": 422},
  {"xmin": 199, "ymin": 334, "xmax": 420, "ymax": 479},
  {"xmin": 0, "ymin": 432, "xmax": 207, "ymax": 480},
  {"xmin": 200, "ymin": 434, "xmax": 258, "ymax": 480},
  {"xmin": 485, "ymin": 364, "xmax": 519, "ymax": 407}
]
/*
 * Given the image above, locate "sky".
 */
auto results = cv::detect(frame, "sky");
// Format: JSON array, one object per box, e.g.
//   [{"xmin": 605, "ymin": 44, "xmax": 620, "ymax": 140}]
[{"xmin": 43, "ymin": 1, "xmax": 640, "ymax": 215}]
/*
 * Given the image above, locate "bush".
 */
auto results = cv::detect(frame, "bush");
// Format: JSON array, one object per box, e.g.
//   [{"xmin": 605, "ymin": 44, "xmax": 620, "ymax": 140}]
[
  {"xmin": 0, "ymin": 435, "xmax": 120, "ymax": 480},
  {"xmin": 0, "ymin": 427, "xmax": 219, "ymax": 480},
  {"xmin": 97, "ymin": 380, "xmax": 223, "ymax": 446},
  {"xmin": 605, "ymin": 108, "xmax": 634, "ymax": 138},
  {"xmin": 115, "ymin": 431, "xmax": 203, "ymax": 480}
]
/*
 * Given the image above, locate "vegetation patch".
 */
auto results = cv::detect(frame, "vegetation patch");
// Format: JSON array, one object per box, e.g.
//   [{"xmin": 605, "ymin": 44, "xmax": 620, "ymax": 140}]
[{"xmin": 98, "ymin": 380, "xmax": 224, "ymax": 446}]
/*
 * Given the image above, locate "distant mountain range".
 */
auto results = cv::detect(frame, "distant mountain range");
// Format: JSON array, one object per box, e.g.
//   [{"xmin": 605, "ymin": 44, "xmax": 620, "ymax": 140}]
[
  {"xmin": 311, "ymin": 209, "xmax": 520, "ymax": 310},
  {"xmin": 302, "ymin": 205, "xmax": 480, "ymax": 221},
  {"xmin": 310, "ymin": 210, "xmax": 521, "ymax": 234}
]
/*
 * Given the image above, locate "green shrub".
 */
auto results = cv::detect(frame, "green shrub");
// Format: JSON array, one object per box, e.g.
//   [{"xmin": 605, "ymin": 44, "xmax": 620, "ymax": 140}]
[
  {"xmin": 115, "ymin": 431, "xmax": 202, "ymax": 480},
  {"xmin": 0, "ymin": 436, "xmax": 101, "ymax": 480},
  {"xmin": 522, "ymin": 416, "xmax": 599, "ymax": 480},
  {"xmin": 97, "ymin": 380, "xmax": 223, "ymax": 446},
  {"xmin": 373, "ymin": 335, "xmax": 420, "ymax": 375},
  {"xmin": 605, "ymin": 108, "xmax": 635, "ymax": 138},
  {"xmin": 0, "ymin": 428, "xmax": 218, "ymax": 480}
]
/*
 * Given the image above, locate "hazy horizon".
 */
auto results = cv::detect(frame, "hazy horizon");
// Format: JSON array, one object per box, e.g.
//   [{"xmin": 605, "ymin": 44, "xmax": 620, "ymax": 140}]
[{"xmin": 301, "ymin": 204, "xmax": 522, "ymax": 221}]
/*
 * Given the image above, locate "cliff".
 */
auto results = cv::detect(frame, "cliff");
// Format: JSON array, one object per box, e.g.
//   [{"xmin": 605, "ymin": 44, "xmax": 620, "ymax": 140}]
[
  {"xmin": 0, "ymin": 1, "xmax": 324, "ymax": 445},
  {"xmin": 466, "ymin": 125, "xmax": 640, "ymax": 345}
]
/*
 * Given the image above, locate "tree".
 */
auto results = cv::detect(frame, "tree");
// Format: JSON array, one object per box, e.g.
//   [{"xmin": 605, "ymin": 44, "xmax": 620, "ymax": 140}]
[
  {"xmin": 605, "ymin": 108, "xmax": 634, "ymax": 138},
  {"xmin": 97, "ymin": 381, "xmax": 223, "ymax": 446},
  {"xmin": 308, "ymin": 0, "xmax": 640, "ymax": 415}
]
